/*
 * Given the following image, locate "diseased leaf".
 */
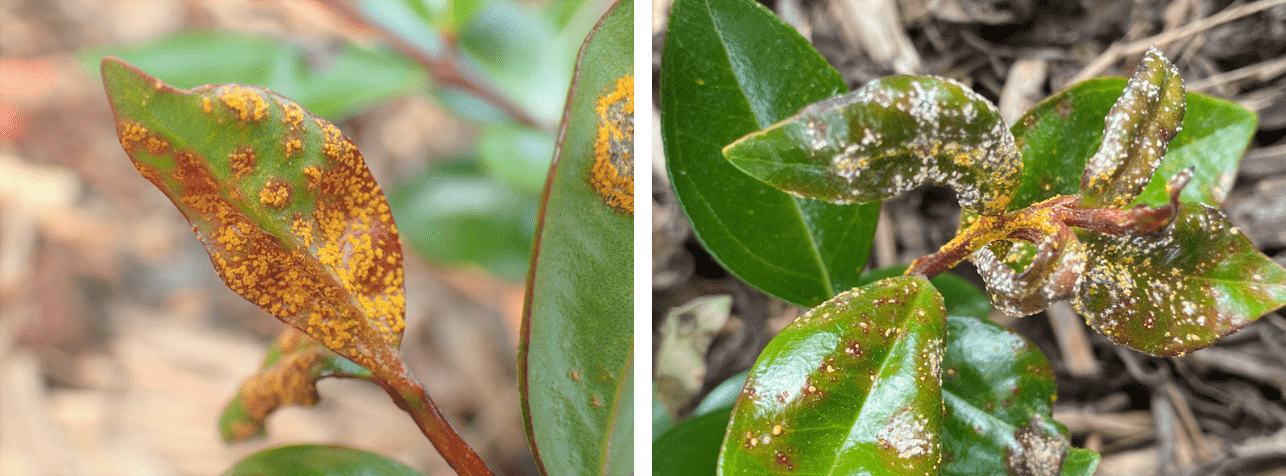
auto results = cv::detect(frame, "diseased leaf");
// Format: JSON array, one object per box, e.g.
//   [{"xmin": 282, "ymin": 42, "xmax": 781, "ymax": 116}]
[
  {"xmin": 102, "ymin": 58, "xmax": 407, "ymax": 381},
  {"xmin": 1073, "ymin": 202, "xmax": 1286, "ymax": 356},
  {"xmin": 724, "ymin": 76, "xmax": 1021, "ymax": 215},
  {"xmin": 719, "ymin": 276, "xmax": 946, "ymax": 475},
  {"xmin": 973, "ymin": 225, "xmax": 1087, "ymax": 317},
  {"xmin": 1080, "ymin": 47, "xmax": 1186, "ymax": 208},
  {"xmin": 661, "ymin": 0, "xmax": 878, "ymax": 307},
  {"xmin": 223, "ymin": 444, "xmax": 425, "ymax": 476},
  {"xmin": 518, "ymin": 1, "xmax": 633, "ymax": 474},
  {"xmin": 219, "ymin": 328, "xmax": 372, "ymax": 443}
]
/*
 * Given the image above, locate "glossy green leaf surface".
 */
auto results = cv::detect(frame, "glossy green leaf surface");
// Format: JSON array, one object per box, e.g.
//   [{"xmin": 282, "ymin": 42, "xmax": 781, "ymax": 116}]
[
  {"xmin": 103, "ymin": 58, "xmax": 409, "ymax": 381},
  {"xmin": 518, "ymin": 1, "xmax": 633, "ymax": 474},
  {"xmin": 1072, "ymin": 202, "xmax": 1286, "ymax": 356},
  {"xmin": 654, "ymin": 408, "xmax": 735, "ymax": 476},
  {"xmin": 223, "ymin": 444, "xmax": 424, "ymax": 476},
  {"xmin": 662, "ymin": 0, "xmax": 878, "ymax": 307},
  {"xmin": 1007, "ymin": 80, "xmax": 1255, "ymax": 212},
  {"xmin": 387, "ymin": 160, "xmax": 537, "ymax": 281},
  {"xmin": 219, "ymin": 328, "xmax": 372, "ymax": 442},
  {"xmin": 724, "ymin": 76, "xmax": 1021, "ymax": 215},
  {"xmin": 720, "ymin": 277, "xmax": 946, "ymax": 474},
  {"xmin": 1079, "ymin": 47, "xmax": 1185, "ymax": 209},
  {"xmin": 84, "ymin": 31, "xmax": 426, "ymax": 121}
]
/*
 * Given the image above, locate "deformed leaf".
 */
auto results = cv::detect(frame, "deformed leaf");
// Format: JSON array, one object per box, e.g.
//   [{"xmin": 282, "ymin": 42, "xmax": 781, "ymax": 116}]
[
  {"xmin": 724, "ymin": 76, "xmax": 1022, "ymax": 215},
  {"xmin": 102, "ymin": 58, "xmax": 407, "ymax": 379},
  {"xmin": 1072, "ymin": 202, "xmax": 1286, "ymax": 356},
  {"xmin": 219, "ymin": 328, "xmax": 372, "ymax": 443},
  {"xmin": 1078, "ymin": 46, "xmax": 1186, "ymax": 209},
  {"xmin": 719, "ymin": 276, "xmax": 946, "ymax": 474},
  {"xmin": 973, "ymin": 226, "xmax": 1087, "ymax": 317}
]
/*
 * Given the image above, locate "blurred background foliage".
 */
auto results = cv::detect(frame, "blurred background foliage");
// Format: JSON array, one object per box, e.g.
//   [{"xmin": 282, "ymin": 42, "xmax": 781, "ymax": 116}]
[{"xmin": 80, "ymin": 0, "xmax": 609, "ymax": 282}]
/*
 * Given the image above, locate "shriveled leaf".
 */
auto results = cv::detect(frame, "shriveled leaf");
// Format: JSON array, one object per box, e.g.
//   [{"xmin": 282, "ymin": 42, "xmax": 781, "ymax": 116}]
[
  {"xmin": 661, "ymin": 0, "xmax": 878, "ymax": 307},
  {"xmin": 219, "ymin": 328, "xmax": 372, "ymax": 443},
  {"xmin": 973, "ymin": 226, "xmax": 1087, "ymax": 317},
  {"xmin": 1072, "ymin": 202, "xmax": 1286, "ymax": 356},
  {"xmin": 655, "ymin": 295, "xmax": 733, "ymax": 418},
  {"xmin": 725, "ymin": 76, "xmax": 1021, "ymax": 215},
  {"xmin": 519, "ymin": 1, "xmax": 632, "ymax": 474},
  {"xmin": 102, "ymin": 58, "xmax": 407, "ymax": 380},
  {"xmin": 1005, "ymin": 80, "xmax": 1254, "ymax": 213},
  {"xmin": 720, "ymin": 276, "xmax": 946, "ymax": 474},
  {"xmin": 1080, "ymin": 47, "xmax": 1186, "ymax": 208},
  {"xmin": 941, "ymin": 314, "xmax": 1088, "ymax": 475},
  {"xmin": 223, "ymin": 444, "xmax": 424, "ymax": 476}
]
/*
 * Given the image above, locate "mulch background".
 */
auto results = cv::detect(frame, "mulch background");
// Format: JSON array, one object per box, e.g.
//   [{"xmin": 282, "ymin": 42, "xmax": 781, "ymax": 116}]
[
  {"xmin": 0, "ymin": 1, "xmax": 535, "ymax": 474},
  {"xmin": 652, "ymin": 1, "xmax": 1286, "ymax": 475}
]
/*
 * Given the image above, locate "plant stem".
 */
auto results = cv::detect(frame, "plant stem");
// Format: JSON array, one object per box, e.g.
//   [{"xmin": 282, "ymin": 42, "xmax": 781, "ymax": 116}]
[{"xmin": 378, "ymin": 364, "xmax": 494, "ymax": 476}]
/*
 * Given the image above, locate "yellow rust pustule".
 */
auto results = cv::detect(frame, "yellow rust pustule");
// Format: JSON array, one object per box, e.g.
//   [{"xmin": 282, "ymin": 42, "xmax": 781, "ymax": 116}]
[
  {"xmin": 220, "ymin": 86, "xmax": 269, "ymax": 122},
  {"xmin": 590, "ymin": 75, "xmax": 634, "ymax": 215}
]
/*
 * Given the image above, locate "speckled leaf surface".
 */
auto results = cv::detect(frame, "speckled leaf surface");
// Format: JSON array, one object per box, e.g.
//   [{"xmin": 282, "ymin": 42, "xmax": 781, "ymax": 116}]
[
  {"xmin": 1073, "ymin": 202, "xmax": 1286, "ymax": 356},
  {"xmin": 719, "ymin": 277, "xmax": 946, "ymax": 474},
  {"xmin": 661, "ymin": 0, "xmax": 878, "ymax": 307},
  {"xmin": 1005, "ymin": 78, "xmax": 1255, "ymax": 212},
  {"xmin": 223, "ymin": 444, "xmax": 424, "ymax": 476},
  {"xmin": 724, "ymin": 76, "xmax": 1021, "ymax": 215},
  {"xmin": 102, "ymin": 59, "xmax": 409, "ymax": 381},
  {"xmin": 518, "ymin": 1, "xmax": 632, "ymax": 474},
  {"xmin": 1079, "ymin": 47, "xmax": 1186, "ymax": 209},
  {"xmin": 219, "ymin": 328, "xmax": 371, "ymax": 443}
]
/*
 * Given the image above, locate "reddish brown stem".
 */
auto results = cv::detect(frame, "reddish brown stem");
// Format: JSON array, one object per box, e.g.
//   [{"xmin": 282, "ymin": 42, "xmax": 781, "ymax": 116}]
[{"xmin": 378, "ymin": 364, "xmax": 494, "ymax": 476}]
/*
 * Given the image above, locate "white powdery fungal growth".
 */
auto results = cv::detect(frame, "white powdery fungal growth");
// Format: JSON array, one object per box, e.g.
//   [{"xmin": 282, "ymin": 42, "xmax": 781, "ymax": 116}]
[
  {"xmin": 877, "ymin": 408, "xmax": 933, "ymax": 460},
  {"xmin": 1081, "ymin": 46, "xmax": 1185, "ymax": 208},
  {"xmin": 974, "ymin": 235, "xmax": 1087, "ymax": 317}
]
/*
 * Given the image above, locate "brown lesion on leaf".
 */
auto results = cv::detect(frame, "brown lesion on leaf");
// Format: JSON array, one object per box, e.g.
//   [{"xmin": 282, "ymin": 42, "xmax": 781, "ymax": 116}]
[
  {"xmin": 220, "ymin": 85, "xmax": 269, "ymax": 122},
  {"xmin": 116, "ymin": 121, "xmax": 149, "ymax": 153},
  {"xmin": 590, "ymin": 75, "xmax": 634, "ymax": 215}
]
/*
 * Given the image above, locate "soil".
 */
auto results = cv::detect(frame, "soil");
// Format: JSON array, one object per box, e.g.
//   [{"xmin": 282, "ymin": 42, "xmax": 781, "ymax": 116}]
[{"xmin": 653, "ymin": 1, "xmax": 1286, "ymax": 475}]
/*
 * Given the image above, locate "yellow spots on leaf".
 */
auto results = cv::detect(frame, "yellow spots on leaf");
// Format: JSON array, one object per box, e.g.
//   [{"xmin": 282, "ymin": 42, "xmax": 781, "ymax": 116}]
[
  {"xmin": 590, "ymin": 75, "xmax": 634, "ymax": 215},
  {"xmin": 201, "ymin": 96, "xmax": 213, "ymax": 114},
  {"xmin": 291, "ymin": 217, "xmax": 314, "ymax": 248},
  {"xmin": 258, "ymin": 179, "xmax": 292, "ymax": 209},
  {"xmin": 145, "ymin": 136, "xmax": 171, "ymax": 156},
  {"xmin": 117, "ymin": 121, "xmax": 149, "ymax": 151},
  {"xmin": 303, "ymin": 166, "xmax": 323, "ymax": 191},
  {"xmin": 220, "ymin": 86, "xmax": 269, "ymax": 122},
  {"xmin": 229, "ymin": 147, "xmax": 256, "ymax": 180},
  {"xmin": 284, "ymin": 137, "xmax": 302, "ymax": 158},
  {"xmin": 281, "ymin": 101, "xmax": 304, "ymax": 128}
]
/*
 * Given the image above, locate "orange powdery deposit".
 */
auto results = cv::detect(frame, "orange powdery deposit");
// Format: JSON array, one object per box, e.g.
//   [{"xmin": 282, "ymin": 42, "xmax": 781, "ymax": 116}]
[
  {"xmin": 104, "ymin": 59, "xmax": 408, "ymax": 376},
  {"xmin": 590, "ymin": 74, "xmax": 634, "ymax": 215}
]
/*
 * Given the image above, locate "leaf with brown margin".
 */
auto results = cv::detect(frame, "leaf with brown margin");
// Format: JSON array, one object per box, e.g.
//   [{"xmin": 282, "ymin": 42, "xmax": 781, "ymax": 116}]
[
  {"xmin": 1079, "ymin": 46, "xmax": 1186, "ymax": 209},
  {"xmin": 219, "ymin": 327, "xmax": 372, "ymax": 443},
  {"xmin": 101, "ymin": 57, "xmax": 406, "ymax": 377},
  {"xmin": 723, "ymin": 76, "xmax": 1021, "ymax": 215},
  {"xmin": 1072, "ymin": 202, "xmax": 1286, "ymax": 356},
  {"xmin": 719, "ymin": 276, "xmax": 946, "ymax": 474}
]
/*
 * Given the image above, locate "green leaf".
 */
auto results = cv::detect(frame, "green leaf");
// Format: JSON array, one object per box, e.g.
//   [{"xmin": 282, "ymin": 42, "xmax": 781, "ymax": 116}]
[
  {"xmin": 477, "ymin": 122, "xmax": 556, "ymax": 194},
  {"xmin": 219, "ymin": 328, "xmax": 372, "ymax": 442},
  {"xmin": 1006, "ymin": 79, "xmax": 1255, "ymax": 212},
  {"xmin": 1072, "ymin": 202, "xmax": 1286, "ymax": 356},
  {"xmin": 83, "ymin": 31, "xmax": 426, "ymax": 121},
  {"xmin": 518, "ymin": 1, "xmax": 633, "ymax": 474},
  {"xmin": 1080, "ymin": 47, "xmax": 1186, "ymax": 209},
  {"xmin": 941, "ymin": 313, "xmax": 1088, "ymax": 475},
  {"xmin": 102, "ymin": 58, "xmax": 409, "ymax": 381},
  {"xmin": 654, "ymin": 408, "xmax": 734, "ymax": 476},
  {"xmin": 223, "ymin": 444, "xmax": 425, "ymax": 476},
  {"xmin": 724, "ymin": 76, "xmax": 1022, "ymax": 215},
  {"xmin": 458, "ymin": 0, "xmax": 575, "ymax": 126},
  {"xmin": 719, "ymin": 276, "xmax": 946, "ymax": 474},
  {"xmin": 1062, "ymin": 448, "xmax": 1101, "ymax": 476},
  {"xmin": 692, "ymin": 370, "xmax": 749, "ymax": 417},
  {"xmin": 386, "ymin": 161, "xmax": 537, "ymax": 281},
  {"xmin": 661, "ymin": 0, "xmax": 879, "ymax": 307},
  {"xmin": 859, "ymin": 266, "xmax": 992, "ymax": 321}
]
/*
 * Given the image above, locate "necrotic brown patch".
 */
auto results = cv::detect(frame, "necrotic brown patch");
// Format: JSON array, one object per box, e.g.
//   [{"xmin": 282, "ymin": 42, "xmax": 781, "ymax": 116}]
[{"xmin": 590, "ymin": 75, "xmax": 634, "ymax": 215}]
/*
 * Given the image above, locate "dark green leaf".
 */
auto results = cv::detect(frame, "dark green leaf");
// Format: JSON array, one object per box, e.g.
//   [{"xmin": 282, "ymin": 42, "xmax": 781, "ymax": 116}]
[
  {"xmin": 223, "ymin": 444, "xmax": 424, "ymax": 476},
  {"xmin": 941, "ymin": 313, "xmax": 1094, "ymax": 475},
  {"xmin": 1006, "ymin": 80, "xmax": 1255, "ymax": 212},
  {"xmin": 519, "ymin": 1, "xmax": 633, "ymax": 474},
  {"xmin": 860, "ymin": 266, "xmax": 992, "ymax": 321},
  {"xmin": 386, "ymin": 162, "xmax": 537, "ymax": 281},
  {"xmin": 662, "ymin": 0, "xmax": 879, "ymax": 307},
  {"xmin": 720, "ymin": 277, "xmax": 946, "ymax": 474},
  {"xmin": 654, "ymin": 408, "xmax": 734, "ymax": 476},
  {"xmin": 84, "ymin": 31, "xmax": 426, "ymax": 121},
  {"xmin": 724, "ymin": 76, "xmax": 1021, "ymax": 215},
  {"xmin": 1080, "ymin": 47, "xmax": 1186, "ymax": 208},
  {"xmin": 1073, "ymin": 202, "xmax": 1286, "ymax": 356}
]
